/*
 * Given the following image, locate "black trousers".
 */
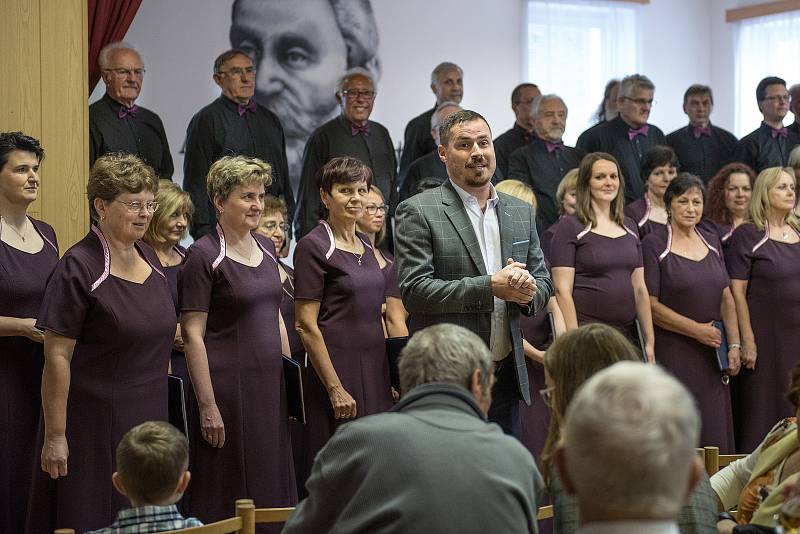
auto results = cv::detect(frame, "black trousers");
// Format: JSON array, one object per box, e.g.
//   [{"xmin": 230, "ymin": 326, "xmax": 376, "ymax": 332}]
[{"xmin": 487, "ymin": 354, "xmax": 520, "ymax": 437}]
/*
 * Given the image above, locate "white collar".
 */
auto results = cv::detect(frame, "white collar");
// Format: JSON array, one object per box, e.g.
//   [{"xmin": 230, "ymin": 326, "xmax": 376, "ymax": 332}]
[{"xmin": 449, "ymin": 178, "xmax": 498, "ymax": 208}]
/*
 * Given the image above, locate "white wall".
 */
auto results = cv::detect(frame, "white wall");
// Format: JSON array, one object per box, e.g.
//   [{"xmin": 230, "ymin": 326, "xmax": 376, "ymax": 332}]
[{"xmin": 92, "ymin": 0, "xmax": 779, "ymax": 183}]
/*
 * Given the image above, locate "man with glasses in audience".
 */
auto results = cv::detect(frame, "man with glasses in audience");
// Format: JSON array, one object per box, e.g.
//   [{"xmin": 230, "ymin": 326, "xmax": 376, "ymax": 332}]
[
  {"xmin": 183, "ymin": 49, "xmax": 293, "ymax": 239},
  {"xmin": 494, "ymin": 83, "xmax": 541, "ymax": 177},
  {"xmin": 295, "ymin": 69, "xmax": 397, "ymax": 243},
  {"xmin": 734, "ymin": 76, "xmax": 800, "ymax": 172},
  {"xmin": 90, "ymin": 42, "xmax": 173, "ymax": 180},
  {"xmin": 577, "ymin": 74, "xmax": 666, "ymax": 202}
]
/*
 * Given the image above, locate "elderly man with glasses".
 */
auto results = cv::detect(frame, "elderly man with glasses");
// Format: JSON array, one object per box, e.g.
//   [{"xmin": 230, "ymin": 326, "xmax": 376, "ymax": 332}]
[
  {"xmin": 733, "ymin": 76, "xmax": 800, "ymax": 173},
  {"xmin": 577, "ymin": 74, "xmax": 667, "ymax": 202},
  {"xmin": 184, "ymin": 49, "xmax": 294, "ymax": 239},
  {"xmin": 295, "ymin": 69, "xmax": 397, "ymax": 243},
  {"xmin": 90, "ymin": 42, "xmax": 174, "ymax": 180}
]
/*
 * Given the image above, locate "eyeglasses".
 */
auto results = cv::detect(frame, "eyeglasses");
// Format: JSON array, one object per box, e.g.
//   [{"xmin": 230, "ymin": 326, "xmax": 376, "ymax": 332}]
[
  {"xmin": 539, "ymin": 386, "xmax": 555, "ymax": 408},
  {"xmin": 218, "ymin": 67, "xmax": 257, "ymax": 78},
  {"xmin": 342, "ymin": 89, "xmax": 376, "ymax": 100},
  {"xmin": 260, "ymin": 221, "xmax": 289, "ymax": 231},
  {"xmin": 116, "ymin": 200, "xmax": 159, "ymax": 213},
  {"xmin": 763, "ymin": 94, "xmax": 791, "ymax": 103},
  {"xmin": 513, "ymin": 99, "xmax": 537, "ymax": 106},
  {"xmin": 105, "ymin": 68, "xmax": 146, "ymax": 77},
  {"xmin": 623, "ymin": 97, "xmax": 655, "ymax": 106},
  {"xmin": 364, "ymin": 204, "xmax": 389, "ymax": 215}
]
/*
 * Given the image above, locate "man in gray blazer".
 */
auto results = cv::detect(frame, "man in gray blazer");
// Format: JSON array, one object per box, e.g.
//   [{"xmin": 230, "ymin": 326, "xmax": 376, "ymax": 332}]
[
  {"xmin": 283, "ymin": 324, "xmax": 544, "ymax": 534},
  {"xmin": 394, "ymin": 109, "xmax": 553, "ymax": 434}
]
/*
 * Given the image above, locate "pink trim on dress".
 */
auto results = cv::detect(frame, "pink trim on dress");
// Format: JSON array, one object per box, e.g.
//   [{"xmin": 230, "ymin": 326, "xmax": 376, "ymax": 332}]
[
  {"xmin": 140, "ymin": 242, "xmax": 166, "ymax": 279},
  {"xmin": 695, "ymin": 227, "xmax": 720, "ymax": 256},
  {"xmin": 321, "ymin": 220, "xmax": 337, "ymax": 260},
  {"xmin": 254, "ymin": 234, "xmax": 277, "ymax": 264},
  {"xmin": 90, "ymin": 226, "xmax": 111, "ymax": 292},
  {"xmin": 721, "ymin": 226, "xmax": 734, "ymax": 243},
  {"xmin": 576, "ymin": 222, "xmax": 592, "ymax": 240},
  {"xmin": 637, "ymin": 194, "xmax": 652, "ymax": 228},
  {"xmin": 212, "ymin": 224, "xmax": 226, "ymax": 270},
  {"xmin": 752, "ymin": 222, "xmax": 771, "ymax": 253},
  {"xmin": 659, "ymin": 225, "xmax": 673, "ymax": 262},
  {"xmin": 173, "ymin": 245, "xmax": 185, "ymax": 258}
]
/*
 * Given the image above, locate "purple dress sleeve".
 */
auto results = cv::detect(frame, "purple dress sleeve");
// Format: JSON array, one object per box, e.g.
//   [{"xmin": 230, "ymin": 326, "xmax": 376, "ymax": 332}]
[
  {"xmin": 724, "ymin": 224, "xmax": 756, "ymax": 280},
  {"xmin": 293, "ymin": 233, "xmax": 327, "ymax": 302},
  {"xmin": 641, "ymin": 231, "xmax": 664, "ymax": 297},
  {"xmin": 549, "ymin": 215, "xmax": 580, "ymax": 268},
  {"xmin": 36, "ymin": 253, "xmax": 92, "ymax": 338},
  {"xmin": 381, "ymin": 249, "xmax": 401, "ymax": 299},
  {"xmin": 179, "ymin": 242, "xmax": 215, "ymax": 313}
]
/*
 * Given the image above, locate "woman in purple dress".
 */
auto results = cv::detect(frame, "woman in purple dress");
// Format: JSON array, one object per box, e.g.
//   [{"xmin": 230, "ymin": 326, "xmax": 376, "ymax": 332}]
[
  {"xmin": 624, "ymin": 145, "xmax": 678, "ymax": 239},
  {"xmin": 726, "ymin": 166, "xmax": 800, "ymax": 452},
  {"xmin": 29, "ymin": 154, "xmax": 175, "ymax": 534},
  {"xmin": 642, "ymin": 173, "xmax": 740, "ymax": 452},
  {"xmin": 294, "ymin": 157, "xmax": 394, "ymax": 475},
  {"xmin": 541, "ymin": 168, "xmax": 578, "ymax": 261},
  {"xmin": 551, "ymin": 152, "xmax": 655, "ymax": 362},
  {"xmin": 143, "ymin": 180, "xmax": 193, "ymax": 383},
  {"xmin": 704, "ymin": 163, "xmax": 755, "ymax": 245},
  {"xmin": 0, "ymin": 133, "xmax": 59, "ymax": 534},
  {"xmin": 179, "ymin": 157, "xmax": 296, "ymax": 528}
]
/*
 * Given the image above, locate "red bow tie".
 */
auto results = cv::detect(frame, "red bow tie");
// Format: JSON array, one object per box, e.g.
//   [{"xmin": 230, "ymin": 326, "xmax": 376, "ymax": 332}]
[
  {"xmin": 546, "ymin": 142, "xmax": 565, "ymax": 153},
  {"xmin": 117, "ymin": 105, "xmax": 139, "ymax": 119},
  {"xmin": 693, "ymin": 126, "xmax": 711, "ymax": 139},
  {"xmin": 351, "ymin": 123, "xmax": 370, "ymax": 137},
  {"xmin": 772, "ymin": 127, "xmax": 788, "ymax": 139},
  {"xmin": 628, "ymin": 125, "xmax": 649, "ymax": 140},
  {"xmin": 237, "ymin": 100, "xmax": 257, "ymax": 116}
]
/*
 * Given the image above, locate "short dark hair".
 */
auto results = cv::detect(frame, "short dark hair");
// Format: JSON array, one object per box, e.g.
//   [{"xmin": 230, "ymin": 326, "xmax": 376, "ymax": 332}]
[
  {"xmin": 756, "ymin": 76, "xmax": 786, "ymax": 103},
  {"xmin": 683, "ymin": 84, "xmax": 714, "ymax": 105},
  {"xmin": 664, "ymin": 172, "xmax": 706, "ymax": 209},
  {"xmin": 641, "ymin": 145, "xmax": 679, "ymax": 182},
  {"xmin": 438, "ymin": 109, "xmax": 490, "ymax": 147},
  {"xmin": 213, "ymin": 48, "xmax": 251, "ymax": 75},
  {"xmin": 416, "ymin": 176, "xmax": 446, "ymax": 194},
  {"xmin": 0, "ymin": 131, "xmax": 44, "ymax": 171},
  {"xmin": 511, "ymin": 83, "xmax": 539, "ymax": 105},
  {"xmin": 318, "ymin": 156, "xmax": 373, "ymax": 194}
]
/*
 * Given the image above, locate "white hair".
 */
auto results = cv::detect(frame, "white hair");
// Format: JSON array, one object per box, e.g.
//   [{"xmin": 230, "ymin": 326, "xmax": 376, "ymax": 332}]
[
  {"xmin": 430, "ymin": 62, "xmax": 462, "ymax": 85},
  {"xmin": 335, "ymin": 67, "xmax": 376, "ymax": 96},
  {"xmin": 98, "ymin": 41, "xmax": 140, "ymax": 70},
  {"xmin": 563, "ymin": 361, "xmax": 699, "ymax": 518},
  {"xmin": 531, "ymin": 94, "xmax": 568, "ymax": 119},
  {"xmin": 430, "ymin": 101, "xmax": 462, "ymax": 130},
  {"xmin": 619, "ymin": 74, "xmax": 655, "ymax": 98}
]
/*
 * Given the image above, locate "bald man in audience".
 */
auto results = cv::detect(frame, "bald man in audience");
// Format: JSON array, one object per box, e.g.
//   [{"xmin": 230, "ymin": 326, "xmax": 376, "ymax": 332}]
[
  {"xmin": 507, "ymin": 94, "xmax": 583, "ymax": 231},
  {"xmin": 399, "ymin": 62, "xmax": 464, "ymax": 175},
  {"xmin": 90, "ymin": 42, "xmax": 173, "ymax": 180},
  {"xmin": 788, "ymin": 83, "xmax": 800, "ymax": 135},
  {"xmin": 733, "ymin": 76, "xmax": 800, "ymax": 172},
  {"xmin": 576, "ymin": 74, "xmax": 666, "ymax": 202},
  {"xmin": 283, "ymin": 324, "xmax": 544, "ymax": 534},
  {"xmin": 494, "ymin": 83, "xmax": 541, "ymax": 177},
  {"xmin": 666, "ymin": 84, "xmax": 737, "ymax": 184},
  {"xmin": 555, "ymin": 362, "xmax": 704, "ymax": 534}
]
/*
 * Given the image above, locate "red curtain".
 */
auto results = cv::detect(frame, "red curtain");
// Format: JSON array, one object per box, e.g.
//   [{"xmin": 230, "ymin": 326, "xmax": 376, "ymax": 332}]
[{"xmin": 88, "ymin": 0, "xmax": 142, "ymax": 94}]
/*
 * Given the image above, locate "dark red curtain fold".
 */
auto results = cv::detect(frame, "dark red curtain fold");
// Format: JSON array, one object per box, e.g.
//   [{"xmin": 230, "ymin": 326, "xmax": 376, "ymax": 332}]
[{"xmin": 88, "ymin": 0, "xmax": 143, "ymax": 94}]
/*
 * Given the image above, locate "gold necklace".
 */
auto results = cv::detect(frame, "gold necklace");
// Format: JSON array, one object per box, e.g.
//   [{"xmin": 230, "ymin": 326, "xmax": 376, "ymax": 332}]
[
  {"xmin": 231, "ymin": 236, "xmax": 254, "ymax": 261},
  {"xmin": 1, "ymin": 216, "xmax": 30, "ymax": 242}
]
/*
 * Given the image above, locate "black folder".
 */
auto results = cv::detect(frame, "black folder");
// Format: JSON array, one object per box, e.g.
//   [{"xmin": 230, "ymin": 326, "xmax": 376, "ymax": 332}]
[
  {"xmin": 386, "ymin": 336, "xmax": 409, "ymax": 390},
  {"xmin": 283, "ymin": 355, "xmax": 306, "ymax": 424},
  {"xmin": 635, "ymin": 319, "xmax": 648, "ymax": 363},
  {"xmin": 712, "ymin": 320, "xmax": 730, "ymax": 381},
  {"xmin": 168, "ymin": 374, "xmax": 188, "ymax": 436}
]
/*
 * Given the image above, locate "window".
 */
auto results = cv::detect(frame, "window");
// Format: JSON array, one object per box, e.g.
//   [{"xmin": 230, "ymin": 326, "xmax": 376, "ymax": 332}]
[
  {"xmin": 735, "ymin": 11, "xmax": 800, "ymax": 137},
  {"xmin": 526, "ymin": 0, "xmax": 639, "ymax": 145}
]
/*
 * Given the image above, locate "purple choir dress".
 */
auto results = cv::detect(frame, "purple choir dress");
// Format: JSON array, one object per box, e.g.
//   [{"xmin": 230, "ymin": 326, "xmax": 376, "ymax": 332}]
[
  {"xmin": 26, "ymin": 227, "xmax": 175, "ymax": 534},
  {"xmin": 163, "ymin": 245, "xmax": 189, "ymax": 384},
  {"xmin": 725, "ymin": 223, "xmax": 800, "ymax": 452},
  {"xmin": 642, "ymin": 224, "xmax": 735, "ymax": 452},
  {"xmin": 293, "ymin": 221, "xmax": 393, "ymax": 477},
  {"xmin": 279, "ymin": 261, "xmax": 304, "ymax": 359},
  {"xmin": 0, "ymin": 219, "xmax": 58, "ymax": 534},
  {"xmin": 179, "ymin": 226, "xmax": 296, "ymax": 529},
  {"xmin": 379, "ymin": 248, "xmax": 402, "ymax": 300},
  {"xmin": 549, "ymin": 215, "xmax": 643, "ymax": 343},
  {"xmin": 624, "ymin": 193, "xmax": 666, "ymax": 240},
  {"xmin": 699, "ymin": 218, "xmax": 735, "ymax": 247},
  {"xmin": 518, "ymin": 311, "xmax": 552, "ymax": 463},
  {"xmin": 540, "ymin": 216, "xmax": 563, "ymax": 262}
]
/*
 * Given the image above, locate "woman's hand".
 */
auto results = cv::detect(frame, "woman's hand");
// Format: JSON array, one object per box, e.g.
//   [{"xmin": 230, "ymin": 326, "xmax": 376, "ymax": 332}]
[
  {"xmin": 328, "ymin": 385, "xmax": 357, "ymax": 419},
  {"xmin": 694, "ymin": 321, "xmax": 722, "ymax": 348},
  {"xmin": 728, "ymin": 347, "xmax": 742, "ymax": 376},
  {"xmin": 172, "ymin": 325, "xmax": 184, "ymax": 352},
  {"xmin": 19, "ymin": 318, "xmax": 44, "ymax": 343},
  {"xmin": 741, "ymin": 343, "xmax": 757, "ymax": 370},
  {"xmin": 41, "ymin": 434, "xmax": 69, "ymax": 479},
  {"xmin": 644, "ymin": 344, "xmax": 656, "ymax": 364},
  {"xmin": 199, "ymin": 403, "xmax": 225, "ymax": 448}
]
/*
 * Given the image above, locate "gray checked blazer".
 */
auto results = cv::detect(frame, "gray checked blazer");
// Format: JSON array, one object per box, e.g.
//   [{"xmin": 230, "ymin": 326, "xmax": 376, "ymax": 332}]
[{"xmin": 394, "ymin": 180, "xmax": 553, "ymax": 404}]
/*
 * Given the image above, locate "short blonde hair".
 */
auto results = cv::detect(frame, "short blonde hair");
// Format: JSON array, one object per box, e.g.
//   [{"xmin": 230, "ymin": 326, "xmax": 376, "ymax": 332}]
[
  {"xmin": 145, "ymin": 180, "xmax": 194, "ymax": 245},
  {"xmin": 88, "ymin": 153, "xmax": 157, "ymax": 222},
  {"xmin": 206, "ymin": 156, "xmax": 272, "ymax": 209},
  {"xmin": 749, "ymin": 166, "xmax": 799, "ymax": 232},
  {"xmin": 556, "ymin": 169, "xmax": 579, "ymax": 215},
  {"xmin": 262, "ymin": 195, "xmax": 288, "ymax": 221},
  {"xmin": 496, "ymin": 179, "xmax": 538, "ymax": 213}
]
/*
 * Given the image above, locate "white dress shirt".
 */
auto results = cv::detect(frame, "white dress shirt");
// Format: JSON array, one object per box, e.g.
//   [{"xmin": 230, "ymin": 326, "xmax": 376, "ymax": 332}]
[
  {"xmin": 576, "ymin": 520, "xmax": 680, "ymax": 534},
  {"xmin": 449, "ymin": 179, "xmax": 512, "ymax": 361}
]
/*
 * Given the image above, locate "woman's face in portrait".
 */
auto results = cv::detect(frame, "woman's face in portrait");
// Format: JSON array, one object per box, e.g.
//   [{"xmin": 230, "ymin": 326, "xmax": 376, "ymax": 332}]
[
  {"xmin": 101, "ymin": 190, "xmax": 156, "ymax": 243},
  {"xmin": 588, "ymin": 159, "xmax": 620, "ymax": 204},
  {"xmin": 561, "ymin": 188, "xmax": 577, "ymax": 216},
  {"xmin": 159, "ymin": 207, "xmax": 189, "ymax": 246},
  {"xmin": 724, "ymin": 172, "xmax": 752, "ymax": 217},
  {"xmin": 356, "ymin": 189, "xmax": 386, "ymax": 235},
  {"xmin": 217, "ymin": 183, "xmax": 265, "ymax": 232},
  {"xmin": 767, "ymin": 171, "xmax": 796, "ymax": 215},
  {"xmin": 230, "ymin": 0, "xmax": 349, "ymax": 140},
  {"xmin": 669, "ymin": 188, "xmax": 703, "ymax": 230},
  {"xmin": 647, "ymin": 164, "xmax": 677, "ymax": 200},
  {"xmin": 256, "ymin": 211, "xmax": 287, "ymax": 252},
  {"xmin": 0, "ymin": 150, "xmax": 40, "ymax": 205},
  {"xmin": 322, "ymin": 179, "xmax": 368, "ymax": 223}
]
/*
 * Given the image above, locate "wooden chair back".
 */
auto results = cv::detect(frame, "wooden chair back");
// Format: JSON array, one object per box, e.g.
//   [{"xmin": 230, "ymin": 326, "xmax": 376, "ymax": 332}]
[{"xmin": 704, "ymin": 446, "xmax": 747, "ymax": 476}]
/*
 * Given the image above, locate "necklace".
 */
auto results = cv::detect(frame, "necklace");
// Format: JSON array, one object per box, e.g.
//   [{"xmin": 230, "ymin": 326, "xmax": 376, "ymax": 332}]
[
  {"xmin": 1, "ymin": 216, "xmax": 30, "ymax": 242},
  {"xmin": 354, "ymin": 250, "xmax": 363, "ymax": 265},
  {"xmin": 231, "ymin": 236, "xmax": 254, "ymax": 262}
]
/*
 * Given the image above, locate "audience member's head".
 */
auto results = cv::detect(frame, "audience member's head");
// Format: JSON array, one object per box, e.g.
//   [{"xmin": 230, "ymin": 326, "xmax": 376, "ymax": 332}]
[
  {"xmin": 399, "ymin": 323, "xmax": 495, "ymax": 414},
  {"xmin": 756, "ymin": 76, "xmax": 790, "ymax": 124},
  {"xmin": 575, "ymin": 152, "xmax": 626, "ymax": 227},
  {"xmin": 748, "ymin": 166, "xmax": 799, "ymax": 232},
  {"xmin": 595, "ymin": 79, "xmax": 620, "ymax": 123},
  {"xmin": 556, "ymin": 362, "xmax": 702, "ymax": 523},
  {"xmin": 618, "ymin": 74, "xmax": 655, "ymax": 128},
  {"xmin": 430, "ymin": 62, "xmax": 463, "ymax": 105},
  {"xmin": 88, "ymin": 153, "xmax": 158, "ymax": 224},
  {"xmin": 683, "ymin": 84, "xmax": 714, "ymax": 128},
  {"xmin": 144, "ymin": 180, "xmax": 194, "ymax": 246},
  {"xmin": 496, "ymin": 179, "xmax": 538, "ymax": 214},
  {"xmin": 430, "ymin": 101, "xmax": 462, "ymax": 145},
  {"xmin": 416, "ymin": 176, "xmax": 446, "ymax": 193},
  {"xmin": 112, "ymin": 421, "xmax": 191, "ymax": 507},
  {"xmin": 229, "ymin": 0, "xmax": 380, "ymax": 140},
  {"xmin": 532, "ymin": 94, "xmax": 567, "ymax": 144},
  {"xmin": 705, "ymin": 162, "xmax": 755, "ymax": 226},
  {"xmin": 336, "ymin": 68, "xmax": 377, "ymax": 126},
  {"xmin": 256, "ymin": 195, "xmax": 289, "ymax": 257},
  {"xmin": 511, "ymin": 83, "xmax": 541, "ymax": 132},
  {"xmin": 206, "ymin": 155, "xmax": 272, "ymax": 213},
  {"xmin": 641, "ymin": 145, "xmax": 679, "ymax": 200},
  {"xmin": 438, "ymin": 110, "xmax": 495, "ymax": 190},
  {"xmin": 557, "ymin": 168, "xmax": 579, "ymax": 216},
  {"xmin": 98, "ymin": 42, "xmax": 145, "ymax": 107}
]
